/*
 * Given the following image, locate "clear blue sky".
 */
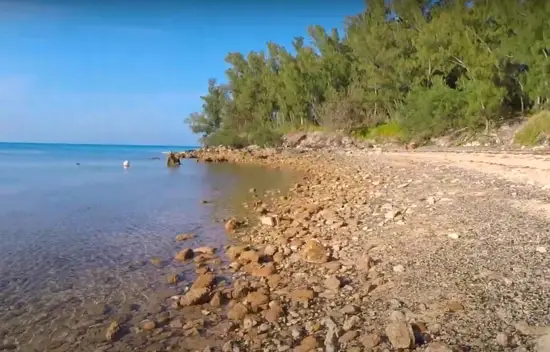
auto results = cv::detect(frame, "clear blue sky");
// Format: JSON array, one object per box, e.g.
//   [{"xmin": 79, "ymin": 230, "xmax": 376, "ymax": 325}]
[{"xmin": 0, "ymin": 0, "xmax": 365, "ymax": 146}]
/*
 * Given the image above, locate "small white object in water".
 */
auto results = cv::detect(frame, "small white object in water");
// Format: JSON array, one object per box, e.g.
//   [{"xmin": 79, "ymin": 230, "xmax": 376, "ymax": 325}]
[{"xmin": 123, "ymin": 160, "xmax": 130, "ymax": 168}]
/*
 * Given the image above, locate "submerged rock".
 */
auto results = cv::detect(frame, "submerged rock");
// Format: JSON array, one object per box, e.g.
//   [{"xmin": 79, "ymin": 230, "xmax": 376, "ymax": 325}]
[{"xmin": 166, "ymin": 152, "xmax": 181, "ymax": 167}]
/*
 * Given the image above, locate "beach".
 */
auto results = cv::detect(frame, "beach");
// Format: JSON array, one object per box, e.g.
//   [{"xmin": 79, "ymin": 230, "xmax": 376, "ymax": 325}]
[{"xmin": 2, "ymin": 143, "xmax": 550, "ymax": 351}]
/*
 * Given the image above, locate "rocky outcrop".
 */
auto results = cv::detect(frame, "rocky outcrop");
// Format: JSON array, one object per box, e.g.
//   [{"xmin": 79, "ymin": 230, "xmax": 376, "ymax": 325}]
[{"xmin": 166, "ymin": 152, "xmax": 181, "ymax": 167}]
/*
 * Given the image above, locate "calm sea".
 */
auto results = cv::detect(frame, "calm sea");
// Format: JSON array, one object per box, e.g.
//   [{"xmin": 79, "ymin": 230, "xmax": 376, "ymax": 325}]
[{"xmin": 0, "ymin": 142, "xmax": 294, "ymax": 351}]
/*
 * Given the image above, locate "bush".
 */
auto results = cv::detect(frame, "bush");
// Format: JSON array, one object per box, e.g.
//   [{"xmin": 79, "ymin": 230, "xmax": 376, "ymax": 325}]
[
  {"xmin": 203, "ymin": 128, "xmax": 248, "ymax": 148},
  {"xmin": 248, "ymin": 125, "xmax": 283, "ymax": 147},
  {"xmin": 514, "ymin": 111, "xmax": 550, "ymax": 145}
]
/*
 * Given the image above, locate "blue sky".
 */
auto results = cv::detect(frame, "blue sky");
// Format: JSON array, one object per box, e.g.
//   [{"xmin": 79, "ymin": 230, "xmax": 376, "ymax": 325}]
[{"xmin": 0, "ymin": 0, "xmax": 365, "ymax": 146}]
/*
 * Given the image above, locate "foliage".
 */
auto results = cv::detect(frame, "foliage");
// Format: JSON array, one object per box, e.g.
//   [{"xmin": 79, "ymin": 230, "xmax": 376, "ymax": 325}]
[
  {"xmin": 186, "ymin": 0, "xmax": 550, "ymax": 146},
  {"xmin": 514, "ymin": 110, "xmax": 550, "ymax": 146}
]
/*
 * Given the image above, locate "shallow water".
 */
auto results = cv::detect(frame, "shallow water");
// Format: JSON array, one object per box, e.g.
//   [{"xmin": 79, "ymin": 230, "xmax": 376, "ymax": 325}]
[{"xmin": 0, "ymin": 143, "xmax": 295, "ymax": 351}]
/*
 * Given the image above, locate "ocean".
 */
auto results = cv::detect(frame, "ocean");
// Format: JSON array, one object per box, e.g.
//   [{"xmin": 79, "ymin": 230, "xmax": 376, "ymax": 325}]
[{"xmin": 0, "ymin": 142, "xmax": 294, "ymax": 351}]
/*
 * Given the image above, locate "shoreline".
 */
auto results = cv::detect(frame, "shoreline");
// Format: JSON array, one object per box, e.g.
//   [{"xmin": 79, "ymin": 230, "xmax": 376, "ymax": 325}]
[{"xmin": 166, "ymin": 146, "xmax": 550, "ymax": 351}]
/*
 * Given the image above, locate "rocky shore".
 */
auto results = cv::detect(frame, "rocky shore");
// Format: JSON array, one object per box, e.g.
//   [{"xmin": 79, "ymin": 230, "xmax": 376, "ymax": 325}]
[{"xmin": 139, "ymin": 145, "xmax": 550, "ymax": 352}]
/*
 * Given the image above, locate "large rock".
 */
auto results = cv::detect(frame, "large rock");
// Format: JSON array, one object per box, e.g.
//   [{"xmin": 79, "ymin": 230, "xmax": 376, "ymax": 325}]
[
  {"xmin": 302, "ymin": 240, "xmax": 330, "ymax": 264},
  {"xmin": 245, "ymin": 291, "xmax": 269, "ymax": 308},
  {"xmin": 180, "ymin": 288, "xmax": 210, "ymax": 306},
  {"xmin": 385, "ymin": 321, "xmax": 415, "ymax": 349},
  {"xmin": 166, "ymin": 152, "xmax": 181, "ymax": 167},
  {"xmin": 175, "ymin": 248, "xmax": 194, "ymax": 261},
  {"xmin": 227, "ymin": 302, "xmax": 248, "ymax": 320},
  {"xmin": 191, "ymin": 272, "xmax": 215, "ymax": 290}
]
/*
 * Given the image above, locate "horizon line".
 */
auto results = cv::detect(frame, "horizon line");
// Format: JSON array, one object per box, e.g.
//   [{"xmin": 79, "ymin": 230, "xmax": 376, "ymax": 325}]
[{"xmin": 0, "ymin": 141, "xmax": 200, "ymax": 148}]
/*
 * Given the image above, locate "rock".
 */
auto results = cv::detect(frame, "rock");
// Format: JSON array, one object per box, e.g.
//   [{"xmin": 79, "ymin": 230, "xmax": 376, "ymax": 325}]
[
  {"xmin": 289, "ymin": 289, "xmax": 315, "ymax": 303},
  {"xmin": 141, "ymin": 319, "xmax": 155, "ymax": 331},
  {"xmin": 226, "ymin": 245, "xmax": 248, "ymax": 261},
  {"xmin": 180, "ymin": 288, "xmax": 211, "ymax": 306},
  {"xmin": 267, "ymin": 274, "xmax": 282, "ymax": 289},
  {"xmin": 225, "ymin": 218, "xmax": 241, "ymax": 233},
  {"xmin": 243, "ymin": 316, "xmax": 258, "ymax": 330},
  {"xmin": 231, "ymin": 279, "xmax": 250, "ymax": 299},
  {"xmin": 496, "ymin": 332, "xmax": 510, "ymax": 346},
  {"xmin": 291, "ymin": 327, "xmax": 303, "ymax": 340},
  {"xmin": 294, "ymin": 335, "xmax": 318, "ymax": 352},
  {"xmin": 445, "ymin": 300, "xmax": 464, "ymax": 312},
  {"xmin": 194, "ymin": 246, "xmax": 216, "ymax": 255},
  {"xmin": 175, "ymin": 233, "xmax": 194, "ymax": 241},
  {"xmin": 105, "ymin": 321, "xmax": 120, "ymax": 341},
  {"xmin": 355, "ymin": 256, "xmax": 372, "ymax": 272},
  {"xmin": 393, "ymin": 264, "xmax": 405, "ymax": 273},
  {"xmin": 166, "ymin": 273, "xmax": 180, "ymax": 284},
  {"xmin": 264, "ymin": 305, "xmax": 282, "ymax": 323},
  {"xmin": 324, "ymin": 317, "xmax": 339, "ymax": 352},
  {"xmin": 227, "ymin": 303, "xmax": 248, "ymax": 321},
  {"xmin": 238, "ymin": 250, "xmax": 261, "ymax": 264},
  {"xmin": 191, "ymin": 272, "xmax": 215, "ymax": 290},
  {"xmin": 245, "ymin": 291, "xmax": 269, "ymax": 308},
  {"xmin": 260, "ymin": 215, "xmax": 278, "ymax": 227},
  {"xmin": 264, "ymin": 244, "xmax": 278, "ymax": 256},
  {"xmin": 210, "ymin": 292, "xmax": 222, "ymax": 307},
  {"xmin": 343, "ymin": 316, "xmax": 360, "ymax": 331},
  {"xmin": 536, "ymin": 246, "xmax": 547, "ymax": 254},
  {"xmin": 339, "ymin": 330, "xmax": 359, "ymax": 344},
  {"xmin": 425, "ymin": 342, "xmax": 453, "ymax": 352},
  {"xmin": 302, "ymin": 240, "xmax": 330, "ymax": 264},
  {"xmin": 447, "ymin": 233, "xmax": 460, "ymax": 240},
  {"xmin": 251, "ymin": 263, "xmax": 276, "ymax": 277},
  {"xmin": 385, "ymin": 321, "xmax": 414, "ymax": 349},
  {"xmin": 166, "ymin": 152, "xmax": 181, "ymax": 167},
  {"xmin": 324, "ymin": 276, "xmax": 341, "ymax": 291},
  {"xmin": 360, "ymin": 333, "xmax": 381, "ymax": 349},
  {"xmin": 175, "ymin": 248, "xmax": 194, "ymax": 261},
  {"xmin": 340, "ymin": 305, "xmax": 357, "ymax": 315}
]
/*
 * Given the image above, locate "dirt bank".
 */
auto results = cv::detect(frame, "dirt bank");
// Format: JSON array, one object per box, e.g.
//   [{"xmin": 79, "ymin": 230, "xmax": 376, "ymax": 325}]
[{"xmin": 150, "ymin": 147, "xmax": 550, "ymax": 351}]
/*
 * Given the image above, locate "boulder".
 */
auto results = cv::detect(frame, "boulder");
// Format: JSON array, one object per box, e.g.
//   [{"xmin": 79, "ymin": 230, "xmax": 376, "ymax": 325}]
[{"xmin": 166, "ymin": 152, "xmax": 181, "ymax": 167}]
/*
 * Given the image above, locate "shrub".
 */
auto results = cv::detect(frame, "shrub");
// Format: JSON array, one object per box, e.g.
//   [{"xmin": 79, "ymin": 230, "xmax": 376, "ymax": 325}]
[{"xmin": 514, "ymin": 111, "xmax": 550, "ymax": 145}]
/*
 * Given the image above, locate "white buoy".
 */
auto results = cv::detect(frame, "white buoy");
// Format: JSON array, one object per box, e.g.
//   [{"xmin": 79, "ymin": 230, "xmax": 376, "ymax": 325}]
[{"xmin": 123, "ymin": 160, "xmax": 130, "ymax": 168}]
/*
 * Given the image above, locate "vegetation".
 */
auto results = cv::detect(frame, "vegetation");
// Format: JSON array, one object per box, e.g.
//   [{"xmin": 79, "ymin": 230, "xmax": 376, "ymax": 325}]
[
  {"xmin": 186, "ymin": 0, "xmax": 550, "ymax": 147},
  {"xmin": 514, "ymin": 111, "xmax": 550, "ymax": 146}
]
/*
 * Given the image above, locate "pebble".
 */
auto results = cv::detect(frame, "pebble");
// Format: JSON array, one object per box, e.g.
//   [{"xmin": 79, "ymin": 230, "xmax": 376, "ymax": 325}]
[
  {"xmin": 360, "ymin": 333, "xmax": 381, "ymax": 349},
  {"xmin": 496, "ymin": 332, "xmax": 510, "ymax": 346},
  {"xmin": 385, "ymin": 321, "xmax": 414, "ymax": 349},
  {"xmin": 393, "ymin": 265, "xmax": 405, "ymax": 273},
  {"xmin": 536, "ymin": 246, "xmax": 547, "ymax": 254},
  {"xmin": 425, "ymin": 342, "xmax": 453, "ymax": 352},
  {"xmin": 324, "ymin": 276, "xmax": 342, "ymax": 291},
  {"xmin": 447, "ymin": 233, "xmax": 460, "ymax": 239}
]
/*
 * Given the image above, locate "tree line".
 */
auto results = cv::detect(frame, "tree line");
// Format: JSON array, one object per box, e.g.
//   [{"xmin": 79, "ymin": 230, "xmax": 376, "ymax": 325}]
[{"xmin": 186, "ymin": 0, "xmax": 550, "ymax": 147}]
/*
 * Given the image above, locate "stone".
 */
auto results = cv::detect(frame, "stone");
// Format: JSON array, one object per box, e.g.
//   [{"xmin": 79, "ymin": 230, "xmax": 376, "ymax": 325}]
[
  {"xmin": 264, "ymin": 244, "xmax": 278, "ymax": 256},
  {"xmin": 210, "ymin": 292, "xmax": 222, "ymax": 307},
  {"xmin": 166, "ymin": 273, "xmax": 179, "ymax": 284},
  {"xmin": 238, "ymin": 250, "xmax": 261, "ymax": 264},
  {"xmin": 267, "ymin": 274, "xmax": 282, "ymax": 288},
  {"xmin": 224, "ymin": 218, "xmax": 240, "ymax": 233},
  {"xmin": 191, "ymin": 272, "xmax": 215, "ymax": 290},
  {"xmin": 252, "ymin": 263, "xmax": 276, "ymax": 277},
  {"xmin": 226, "ymin": 245, "xmax": 249, "ymax": 261},
  {"xmin": 260, "ymin": 215, "xmax": 278, "ymax": 227},
  {"xmin": 175, "ymin": 233, "xmax": 194, "ymax": 241},
  {"xmin": 105, "ymin": 321, "xmax": 120, "ymax": 341},
  {"xmin": 536, "ymin": 246, "xmax": 547, "ymax": 254},
  {"xmin": 243, "ymin": 316, "xmax": 258, "ymax": 330},
  {"xmin": 141, "ymin": 319, "xmax": 155, "ymax": 331},
  {"xmin": 339, "ymin": 330, "xmax": 359, "ymax": 344},
  {"xmin": 425, "ymin": 342, "xmax": 453, "ymax": 352},
  {"xmin": 360, "ymin": 333, "xmax": 381, "ymax": 349},
  {"xmin": 496, "ymin": 332, "xmax": 510, "ymax": 346},
  {"xmin": 264, "ymin": 306, "xmax": 282, "ymax": 323},
  {"xmin": 245, "ymin": 291, "xmax": 269, "ymax": 308},
  {"xmin": 355, "ymin": 255, "xmax": 372, "ymax": 272},
  {"xmin": 289, "ymin": 289, "xmax": 315, "ymax": 303},
  {"xmin": 385, "ymin": 321, "xmax": 414, "ymax": 349},
  {"xmin": 294, "ymin": 336, "xmax": 318, "ymax": 352},
  {"xmin": 227, "ymin": 303, "xmax": 248, "ymax": 320},
  {"xmin": 393, "ymin": 264, "xmax": 405, "ymax": 273},
  {"xmin": 324, "ymin": 317, "xmax": 339, "ymax": 352},
  {"xmin": 302, "ymin": 239, "xmax": 330, "ymax": 264},
  {"xmin": 445, "ymin": 300, "xmax": 464, "ymax": 312},
  {"xmin": 343, "ymin": 316, "xmax": 360, "ymax": 331},
  {"xmin": 194, "ymin": 246, "xmax": 216, "ymax": 256},
  {"xmin": 447, "ymin": 233, "xmax": 460, "ymax": 240},
  {"xmin": 175, "ymin": 248, "xmax": 194, "ymax": 261},
  {"xmin": 324, "ymin": 276, "xmax": 341, "ymax": 291},
  {"xmin": 340, "ymin": 305, "xmax": 357, "ymax": 315},
  {"xmin": 180, "ymin": 288, "xmax": 211, "ymax": 306}
]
